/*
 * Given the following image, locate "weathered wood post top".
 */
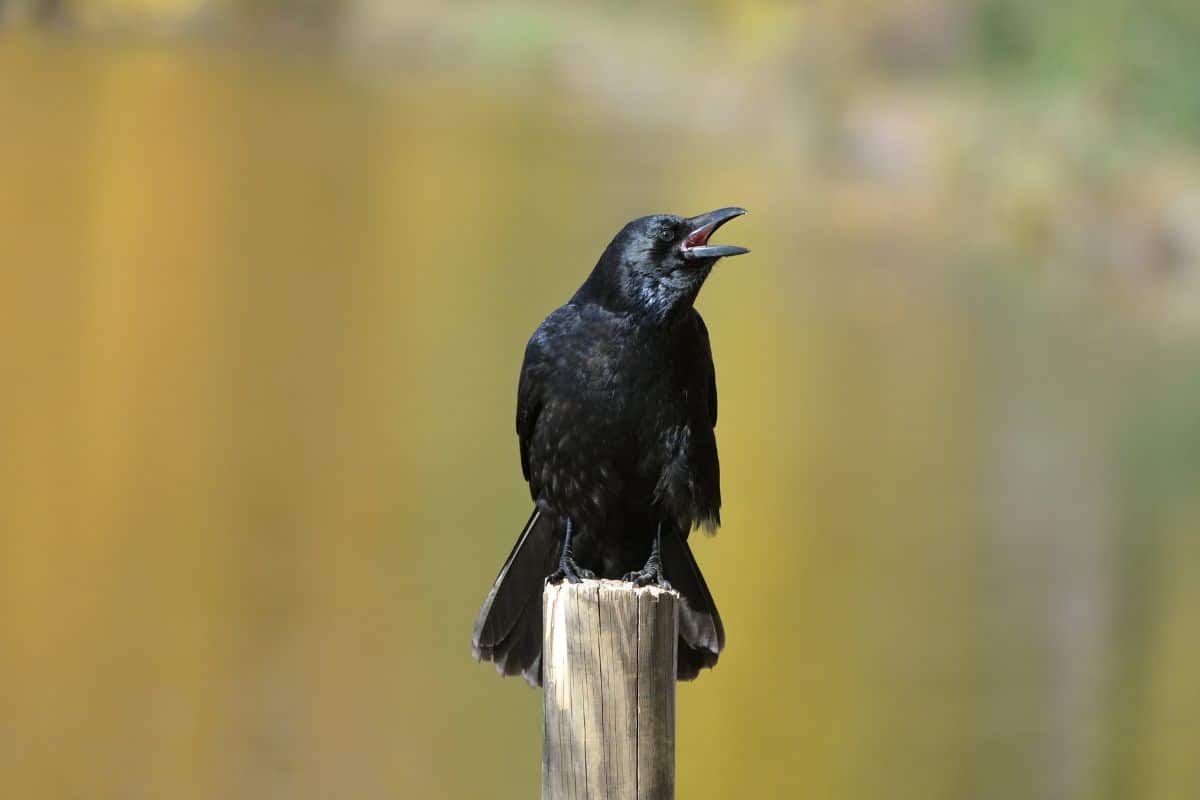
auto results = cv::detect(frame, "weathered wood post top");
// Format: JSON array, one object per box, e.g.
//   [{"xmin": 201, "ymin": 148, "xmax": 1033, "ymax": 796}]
[{"xmin": 542, "ymin": 579, "xmax": 679, "ymax": 800}]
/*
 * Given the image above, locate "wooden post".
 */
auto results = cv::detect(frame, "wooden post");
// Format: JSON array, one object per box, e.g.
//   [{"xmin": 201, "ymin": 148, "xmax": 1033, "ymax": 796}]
[{"xmin": 542, "ymin": 579, "xmax": 678, "ymax": 800}]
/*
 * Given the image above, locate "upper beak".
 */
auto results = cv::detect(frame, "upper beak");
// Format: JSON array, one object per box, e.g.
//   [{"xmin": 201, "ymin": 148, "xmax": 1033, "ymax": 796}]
[{"xmin": 681, "ymin": 207, "xmax": 750, "ymax": 260}]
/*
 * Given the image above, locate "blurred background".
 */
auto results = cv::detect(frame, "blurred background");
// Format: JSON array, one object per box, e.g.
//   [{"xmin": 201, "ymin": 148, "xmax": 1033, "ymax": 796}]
[{"xmin": 2, "ymin": 1, "xmax": 1199, "ymax": 798}]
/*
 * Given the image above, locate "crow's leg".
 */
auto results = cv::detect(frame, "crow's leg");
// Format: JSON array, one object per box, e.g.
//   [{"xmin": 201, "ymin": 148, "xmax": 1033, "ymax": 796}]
[
  {"xmin": 622, "ymin": 521, "xmax": 672, "ymax": 589},
  {"xmin": 547, "ymin": 517, "xmax": 595, "ymax": 584}
]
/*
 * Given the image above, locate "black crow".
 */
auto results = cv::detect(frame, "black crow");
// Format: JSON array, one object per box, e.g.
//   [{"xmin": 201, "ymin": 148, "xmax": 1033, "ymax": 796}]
[{"xmin": 472, "ymin": 207, "xmax": 749, "ymax": 686}]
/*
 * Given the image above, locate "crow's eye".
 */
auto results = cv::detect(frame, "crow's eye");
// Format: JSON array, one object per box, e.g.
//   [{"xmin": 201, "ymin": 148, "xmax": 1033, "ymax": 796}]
[{"xmin": 657, "ymin": 227, "xmax": 675, "ymax": 242}]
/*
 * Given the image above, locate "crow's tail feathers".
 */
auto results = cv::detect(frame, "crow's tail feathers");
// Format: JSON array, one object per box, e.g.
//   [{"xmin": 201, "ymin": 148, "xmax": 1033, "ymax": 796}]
[
  {"xmin": 472, "ymin": 511, "xmax": 723, "ymax": 685},
  {"xmin": 471, "ymin": 509, "xmax": 561, "ymax": 687},
  {"xmin": 661, "ymin": 522, "xmax": 725, "ymax": 680}
]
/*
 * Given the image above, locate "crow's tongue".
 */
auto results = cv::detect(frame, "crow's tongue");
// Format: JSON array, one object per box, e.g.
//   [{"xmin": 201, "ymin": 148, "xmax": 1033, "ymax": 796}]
[{"xmin": 684, "ymin": 224, "xmax": 715, "ymax": 248}]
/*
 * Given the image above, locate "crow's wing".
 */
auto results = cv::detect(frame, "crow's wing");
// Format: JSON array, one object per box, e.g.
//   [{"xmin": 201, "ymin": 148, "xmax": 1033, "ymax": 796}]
[
  {"xmin": 516, "ymin": 355, "xmax": 541, "ymax": 484},
  {"xmin": 692, "ymin": 311, "xmax": 718, "ymax": 429}
]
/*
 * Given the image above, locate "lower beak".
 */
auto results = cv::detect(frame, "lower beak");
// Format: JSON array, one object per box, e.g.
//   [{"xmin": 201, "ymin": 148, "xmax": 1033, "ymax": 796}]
[{"xmin": 681, "ymin": 207, "xmax": 750, "ymax": 260}]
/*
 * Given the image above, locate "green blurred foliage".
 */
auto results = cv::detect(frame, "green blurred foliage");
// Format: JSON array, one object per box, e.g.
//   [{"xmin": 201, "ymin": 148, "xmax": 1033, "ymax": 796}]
[
  {"xmin": 1, "ymin": 3, "xmax": 1199, "ymax": 800},
  {"xmin": 977, "ymin": 0, "xmax": 1200, "ymax": 137}
]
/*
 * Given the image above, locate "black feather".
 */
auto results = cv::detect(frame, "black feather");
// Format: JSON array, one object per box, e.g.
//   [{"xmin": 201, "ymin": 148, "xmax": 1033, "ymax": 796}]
[
  {"xmin": 472, "ymin": 509, "xmax": 561, "ymax": 686},
  {"xmin": 660, "ymin": 522, "xmax": 724, "ymax": 680}
]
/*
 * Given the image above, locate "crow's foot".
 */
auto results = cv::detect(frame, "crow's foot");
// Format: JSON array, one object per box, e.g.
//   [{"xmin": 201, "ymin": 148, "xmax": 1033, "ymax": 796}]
[
  {"xmin": 548, "ymin": 557, "xmax": 595, "ymax": 585},
  {"xmin": 622, "ymin": 561, "xmax": 672, "ymax": 590}
]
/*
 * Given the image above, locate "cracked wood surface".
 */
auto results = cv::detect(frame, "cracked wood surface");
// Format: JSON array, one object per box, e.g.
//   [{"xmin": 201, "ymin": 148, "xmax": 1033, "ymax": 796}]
[{"xmin": 542, "ymin": 580, "xmax": 678, "ymax": 800}]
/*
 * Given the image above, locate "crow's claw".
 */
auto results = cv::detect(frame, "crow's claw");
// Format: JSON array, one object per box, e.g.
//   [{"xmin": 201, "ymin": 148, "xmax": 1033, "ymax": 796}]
[
  {"xmin": 621, "ymin": 564, "xmax": 672, "ymax": 590},
  {"xmin": 548, "ymin": 557, "xmax": 595, "ymax": 585}
]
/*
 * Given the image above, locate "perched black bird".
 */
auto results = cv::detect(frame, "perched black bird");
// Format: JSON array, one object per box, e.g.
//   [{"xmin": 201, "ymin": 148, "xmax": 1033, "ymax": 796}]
[{"xmin": 472, "ymin": 207, "xmax": 749, "ymax": 686}]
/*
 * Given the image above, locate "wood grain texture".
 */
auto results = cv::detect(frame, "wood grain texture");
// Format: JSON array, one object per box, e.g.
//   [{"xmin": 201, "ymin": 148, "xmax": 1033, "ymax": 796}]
[{"xmin": 542, "ymin": 580, "xmax": 678, "ymax": 800}]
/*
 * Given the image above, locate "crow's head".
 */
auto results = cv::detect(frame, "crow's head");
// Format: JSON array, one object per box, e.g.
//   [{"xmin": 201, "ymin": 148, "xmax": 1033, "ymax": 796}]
[{"xmin": 577, "ymin": 207, "xmax": 748, "ymax": 323}]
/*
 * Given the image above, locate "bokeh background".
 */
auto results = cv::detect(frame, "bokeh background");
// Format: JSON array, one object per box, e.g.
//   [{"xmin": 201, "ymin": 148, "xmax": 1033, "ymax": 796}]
[{"xmin": 3, "ymin": 1, "xmax": 1200, "ymax": 798}]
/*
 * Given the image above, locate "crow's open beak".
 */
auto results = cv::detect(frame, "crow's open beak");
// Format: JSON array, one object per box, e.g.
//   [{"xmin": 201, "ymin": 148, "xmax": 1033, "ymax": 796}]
[{"xmin": 681, "ymin": 207, "xmax": 749, "ymax": 260}]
